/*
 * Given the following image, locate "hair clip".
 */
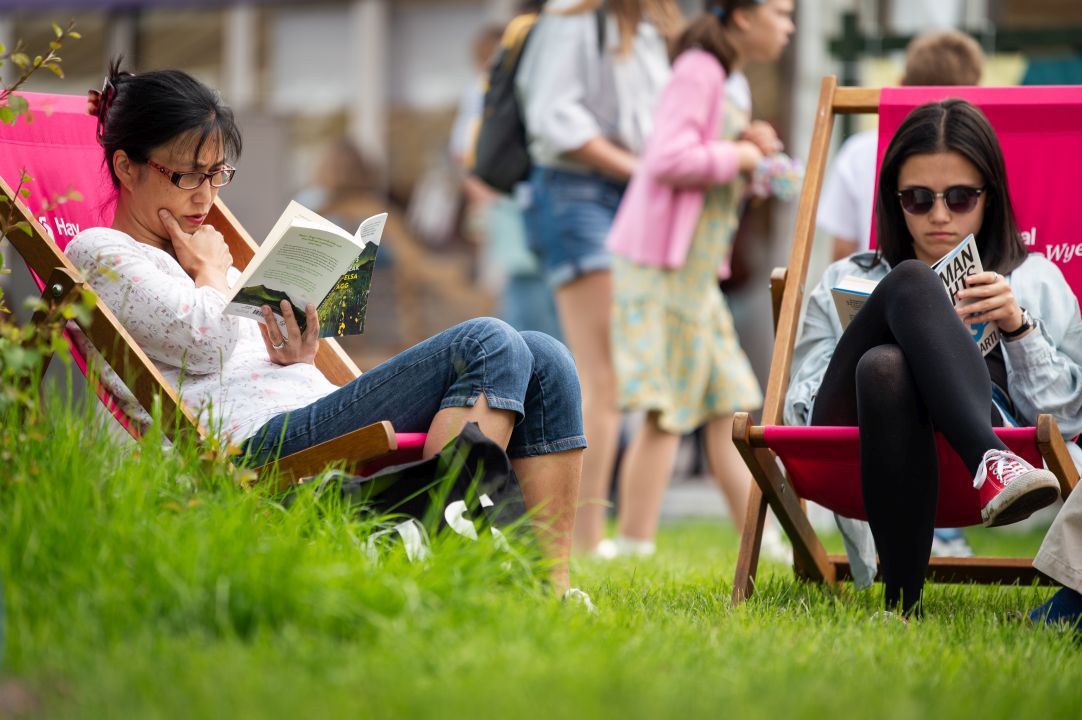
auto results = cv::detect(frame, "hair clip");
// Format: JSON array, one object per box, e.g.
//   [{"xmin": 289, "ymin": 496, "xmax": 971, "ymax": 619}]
[
  {"xmin": 711, "ymin": 5, "xmax": 727, "ymax": 19},
  {"xmin": 95, "ymin": 76, "xmax": 116, "ymax": 144}
]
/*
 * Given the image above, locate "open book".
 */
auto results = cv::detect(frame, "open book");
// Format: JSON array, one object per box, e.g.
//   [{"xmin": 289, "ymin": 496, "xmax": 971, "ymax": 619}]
[
  {"xmin": 224, "ymin": 201, "xmax": 387, "ymax": 338},
  {"xmin": 831, "ymin": 233, "xmax": 1000, "ymax": 355}
]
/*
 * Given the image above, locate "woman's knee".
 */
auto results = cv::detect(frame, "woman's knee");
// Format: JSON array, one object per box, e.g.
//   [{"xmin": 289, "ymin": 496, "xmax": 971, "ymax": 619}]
[
  {"xmin": 458, "ymin": 316, "xmax": 532, "ymax": 367},
  {"xmin": 855, "ymin": 344, "xmax": 912, "ymax": 391},
  {"xmin": 881, "ymin": 258, "xmax": 942, "ymax": 297},
  {"xmin": 521, "ymin": 331, "xmax": 583, "ymax": 405}
]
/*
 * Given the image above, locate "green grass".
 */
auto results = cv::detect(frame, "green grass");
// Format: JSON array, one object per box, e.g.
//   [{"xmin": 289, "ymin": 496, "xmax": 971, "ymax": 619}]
[{"xmin": 2, "ymin": 390, "xmax": 1080, "ymax": 719}]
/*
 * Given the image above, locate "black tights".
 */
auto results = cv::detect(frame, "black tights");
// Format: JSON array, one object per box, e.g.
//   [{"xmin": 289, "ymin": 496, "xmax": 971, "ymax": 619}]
[{"xmin": 810, "ymin": 260, "xmax": 1005, "ymax": 615}]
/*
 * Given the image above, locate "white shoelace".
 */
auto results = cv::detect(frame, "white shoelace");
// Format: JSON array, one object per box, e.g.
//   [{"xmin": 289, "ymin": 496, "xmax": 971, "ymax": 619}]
[{"xmin": 972, "ymin": 449, "xmax": 1035, "ymax": 490}]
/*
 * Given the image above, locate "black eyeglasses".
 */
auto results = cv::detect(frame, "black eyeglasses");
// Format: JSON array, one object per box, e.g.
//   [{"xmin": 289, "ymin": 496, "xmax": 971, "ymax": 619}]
[
  {"xmin": 897, "ymin": 186, "xmax": 985, "ymax": 215},
  {"xmin": 146, "ymin": 159, "xmax": 236, "ymax": 190}
]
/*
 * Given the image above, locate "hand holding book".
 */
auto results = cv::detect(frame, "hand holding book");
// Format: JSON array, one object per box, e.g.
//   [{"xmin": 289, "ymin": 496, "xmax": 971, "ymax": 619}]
[
  {"xmin": 831, "ymin": 234, "xmax": 1000, "ymax": 355},
  {"xmin": 222, "ymin": 201, "xmax": 387, "ymax": 338}
]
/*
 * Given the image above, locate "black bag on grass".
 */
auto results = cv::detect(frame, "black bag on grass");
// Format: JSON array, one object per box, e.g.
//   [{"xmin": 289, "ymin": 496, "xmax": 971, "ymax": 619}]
[{"xmin": 294, "ymin": 422, "xmax": 526, "ymax": 535}]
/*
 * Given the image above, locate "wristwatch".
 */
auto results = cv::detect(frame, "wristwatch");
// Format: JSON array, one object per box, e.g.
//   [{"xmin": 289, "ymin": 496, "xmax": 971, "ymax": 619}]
[{"xmin": 1002, "ymin": 307, "xmax": 1035, "ymax": 340}]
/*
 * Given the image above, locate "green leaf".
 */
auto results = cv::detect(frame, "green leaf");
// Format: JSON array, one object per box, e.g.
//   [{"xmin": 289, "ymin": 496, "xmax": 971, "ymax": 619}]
[
  {"xmin": 68, "ymin": 31, "xmax": 82, "ymax": 40},
  {"xmin": 49, "ymin": 41, "xmax": 61, "ymax": 50},
  {"xmin": 13, "ymin": 221, "xmax": 31, "ymax": 236},
  {"xmin": 0, "ymin": 107, "xmax": 14, "ymax": 125},
  {"xmin": 52, "ymin": 22, "xmax": 63, "ymax": 38},
  {"xmin": 8, "ymin": 95, "xmax": 28, "ymax": 116},
  {"xmin": 0, "ymin": 42, "xmax": 6, "ymax": 54},
  {"xmin": 47, "ymin": 65, "xmax": 64, "ymax": 79},
  {"xmin": 11, "ymin": 52, "xmax": 29, "ymax": 68},
  {"xmin": 68, "ymin": 189, "xmax": 84, "ymax": 202},
  {"xmin": 19, "ymin": 188, "xmax": 30, "ymax": 198}
]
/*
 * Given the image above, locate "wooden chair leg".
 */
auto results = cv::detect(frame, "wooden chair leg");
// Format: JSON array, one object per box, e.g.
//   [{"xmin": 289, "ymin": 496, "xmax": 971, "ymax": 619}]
[
  {"xmin": 733, "ymin": 483, "xmax": 768, "ymax": 604},
  {"xmin": 731, "ymin": 413, "xmax": 837, "ymax": 606}
]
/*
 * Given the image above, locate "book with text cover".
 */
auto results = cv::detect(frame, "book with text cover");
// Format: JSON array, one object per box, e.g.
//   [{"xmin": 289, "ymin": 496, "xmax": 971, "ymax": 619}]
[
  {"xmin": 830, "ymin": 234, "xmax": 999, "ymax": 355},
  {"xmin": 223, "ymin": 201, "xmax": 387, "ymax": 337}
]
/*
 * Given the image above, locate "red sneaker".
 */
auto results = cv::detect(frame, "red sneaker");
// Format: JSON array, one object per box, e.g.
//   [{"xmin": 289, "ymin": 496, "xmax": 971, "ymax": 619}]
[{"xmin": 974, "ymin": 449, "xmax": 1060, "ymax": 527}]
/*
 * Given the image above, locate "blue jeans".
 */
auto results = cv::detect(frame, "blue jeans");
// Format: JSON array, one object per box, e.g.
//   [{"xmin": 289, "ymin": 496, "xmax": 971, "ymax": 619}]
[
  {"xmin": 241, "ymin": 318, "xmax": 585, "ymax": 464},
  {"xmin": 524, "ymin": 167, "xmax": 625, "ymax": 288}
]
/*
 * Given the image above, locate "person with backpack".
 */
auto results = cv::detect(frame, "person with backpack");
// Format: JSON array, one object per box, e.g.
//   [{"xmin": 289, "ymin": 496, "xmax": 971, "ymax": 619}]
[{"xmin": 514, "ymin": 0, "xmax": 684, "ymax": 557}]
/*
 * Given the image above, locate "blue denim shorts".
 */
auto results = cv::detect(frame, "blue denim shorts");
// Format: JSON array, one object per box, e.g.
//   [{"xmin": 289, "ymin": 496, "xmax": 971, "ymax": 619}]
[
  {"xmin": 241, "ymin": 318, "xmax": 586, "ymax": 464},
  {"xmin": 524, "ymin": 166, "xmax": 626, "ymax": 289}
]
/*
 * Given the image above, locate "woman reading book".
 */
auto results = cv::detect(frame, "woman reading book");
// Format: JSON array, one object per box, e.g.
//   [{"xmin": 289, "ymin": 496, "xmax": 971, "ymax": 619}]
[
  {"xmin": 786, "ymin": 98, "xmax": 1082, "ymax": 618},
  {"xmin": 67, "ymin": 63, "xmax": 587, "ymax": 597}
]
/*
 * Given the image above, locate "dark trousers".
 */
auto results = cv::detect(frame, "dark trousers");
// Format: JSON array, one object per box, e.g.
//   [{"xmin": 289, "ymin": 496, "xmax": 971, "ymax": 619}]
[{"xmin": 810, "ymin": 260, "xmax": 1005, "ymax": 615}]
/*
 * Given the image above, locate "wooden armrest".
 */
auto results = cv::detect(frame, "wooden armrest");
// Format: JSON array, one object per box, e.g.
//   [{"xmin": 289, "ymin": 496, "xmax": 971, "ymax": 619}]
[
  {"xmin": 255, "ymin": 420, "xmax": 397, "ymax": 491},
  {"xmin": 1037, "ymin": 414, "xmax": 1079, "ymax": 499}
]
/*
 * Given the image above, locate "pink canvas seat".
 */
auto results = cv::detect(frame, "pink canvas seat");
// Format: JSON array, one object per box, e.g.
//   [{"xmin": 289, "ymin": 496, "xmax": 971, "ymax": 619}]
[
  {"xmin": 731, "ymin": 80, "xmax": 1081, "ymax": 603},
  {"xmin": 0, "ymin": 91, "xmax": 424, "ymax": 483}
]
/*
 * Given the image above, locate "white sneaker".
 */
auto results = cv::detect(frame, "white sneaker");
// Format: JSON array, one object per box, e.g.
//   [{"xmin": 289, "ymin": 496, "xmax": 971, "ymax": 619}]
[
  {"xmin": 614, "ymin": 536, "xmax": 656, "ymax": 557},
  {"xmin": 562, "ymin": 587, "xmax": 597, "ymax": 613},
  {"xmin": 760, "ymin": 525, "xmax": 792, "ymax": 565},
  {"xmin": 930, "ymin": 534, "xmax": 974, "ymax": 558},
  {"xmin": 588, "ymin": 538, "xmax": 619, "ymax": 560}
]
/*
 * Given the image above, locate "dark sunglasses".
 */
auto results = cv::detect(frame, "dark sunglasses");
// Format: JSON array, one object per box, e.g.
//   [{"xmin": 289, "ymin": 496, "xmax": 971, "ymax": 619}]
[
  {"xmin": 897, "ymin": 186, "xmax": 985, "ymax": 215},
  {"xmin": 146, "ymin": 159, "xmax": 236, "ymax": 189}
]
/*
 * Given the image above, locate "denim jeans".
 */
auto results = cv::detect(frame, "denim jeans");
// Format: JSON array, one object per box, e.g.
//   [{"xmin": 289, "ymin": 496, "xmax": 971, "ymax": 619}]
[
  {"xmin": 524, "ymin": 166, "xmax": 626, "ymax": 288},
  {"xmin": 241, "ymin": 318, "xmax": 585, "ymax": 464}
]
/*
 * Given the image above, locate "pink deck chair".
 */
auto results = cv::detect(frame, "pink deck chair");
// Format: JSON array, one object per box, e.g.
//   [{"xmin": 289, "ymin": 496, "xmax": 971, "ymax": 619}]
[
  {"xmin": 731, "ymin": 79, "xmax": 1082, "ymax": 603},
  {"xmin": 0, "ymin": 91, "xmax": 424, "ymax": 486}
]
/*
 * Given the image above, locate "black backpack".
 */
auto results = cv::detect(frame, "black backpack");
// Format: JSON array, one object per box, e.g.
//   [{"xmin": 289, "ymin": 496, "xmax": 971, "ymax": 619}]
[{"xmin": 472, "ymin": 7, "xmax": 606, "ymax": 194}]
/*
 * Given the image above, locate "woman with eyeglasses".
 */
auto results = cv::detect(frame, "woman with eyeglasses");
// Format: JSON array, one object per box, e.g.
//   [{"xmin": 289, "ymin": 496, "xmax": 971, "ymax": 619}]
[
  {"xmin": 786, "ymin": 98, "xmax": 1082, "ymax": 619},
  {"xmin": 67, "ymin": 62, "xmax": 588, "ymax": 597}
]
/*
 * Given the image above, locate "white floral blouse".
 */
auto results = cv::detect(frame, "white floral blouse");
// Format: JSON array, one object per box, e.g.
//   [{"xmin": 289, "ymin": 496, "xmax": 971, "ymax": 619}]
[{"xmin": 67, "ymin": 227, "xmax": 339, "ymax": 442}]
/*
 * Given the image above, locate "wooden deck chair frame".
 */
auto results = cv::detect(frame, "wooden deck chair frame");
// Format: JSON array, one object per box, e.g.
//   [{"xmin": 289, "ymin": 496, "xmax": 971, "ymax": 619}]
[
  {"xmin": 730, "ymin": 76, "xmax": 1081, "ymax": 604},
  {"xmin": 1, "ymin": 178, "xmax": 404, "ymax": 490}
]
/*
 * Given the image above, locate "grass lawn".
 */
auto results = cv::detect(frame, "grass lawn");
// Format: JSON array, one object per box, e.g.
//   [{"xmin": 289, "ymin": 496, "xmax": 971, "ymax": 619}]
[{"xmin": 2, "ymin": 394, "xmax": 1080, "ymax": 719}]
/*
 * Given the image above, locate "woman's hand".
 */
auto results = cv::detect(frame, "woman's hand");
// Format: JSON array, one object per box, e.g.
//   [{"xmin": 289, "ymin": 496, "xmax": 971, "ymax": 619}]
[
  {"xmin": 159, "ymin": 209, "xmax": 232, "ymax": 293},
  {"xmin": 955, "ymin": 270, "xmax": 1029, "ymax": 336},
  {"xmin": 259, "ymin": 300, "xmax": 320, "ymax": 366},
  {"xmin": 736, "ymin": 140, "xmax": 765, "ymax": 173},
  {"xmin": 741, "ymin": 120, "xmax": 783, "ymax": 157}
]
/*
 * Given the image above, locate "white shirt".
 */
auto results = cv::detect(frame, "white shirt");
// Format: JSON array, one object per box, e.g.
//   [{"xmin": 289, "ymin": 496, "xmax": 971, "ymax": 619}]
[
  {"xmin": 817, "ymin": 129, "xmax": 878, "ymax": 252},
  {"xmin": 516, "ymin": 0, "xmax": 671, "ymax": 171},
  {"xmin": 67, "ymin": 227, "xmax": 339, "ymax": 442}
]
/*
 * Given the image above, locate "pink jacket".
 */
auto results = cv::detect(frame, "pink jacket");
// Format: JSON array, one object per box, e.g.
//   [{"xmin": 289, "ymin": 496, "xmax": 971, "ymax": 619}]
[{"xmin": 607, "ymin": 49, "xmax": 741, "ymax": 269}]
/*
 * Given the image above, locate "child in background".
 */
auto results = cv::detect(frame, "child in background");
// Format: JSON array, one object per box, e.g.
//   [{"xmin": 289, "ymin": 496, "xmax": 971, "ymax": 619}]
[{"xmin": 606, "ymin": 0, "xmax": 795, "ymax": 554}]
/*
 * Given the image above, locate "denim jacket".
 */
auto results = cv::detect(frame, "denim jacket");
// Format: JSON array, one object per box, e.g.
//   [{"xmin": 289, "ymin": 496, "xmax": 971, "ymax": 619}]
[{"xmin": 785, "ymin": 252, "xmax": 1082, "ymax": 584}]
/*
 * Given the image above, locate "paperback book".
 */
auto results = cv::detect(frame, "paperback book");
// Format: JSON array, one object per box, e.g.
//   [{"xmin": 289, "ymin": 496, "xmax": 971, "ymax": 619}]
[
  {"xmin": 223, "ymin": 201, "xmax": 386, "ymax": 338},
  {"xmin": 830, "ymin": 233, "xmax": 999, "ymax": 355}
]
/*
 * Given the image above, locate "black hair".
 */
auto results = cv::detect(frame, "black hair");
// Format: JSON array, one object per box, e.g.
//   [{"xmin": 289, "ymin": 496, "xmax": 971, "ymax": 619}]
[
  {"xmin": 97, "ymin": 58, "xmax": 242, "ymax": 188},
  {"xmin": 867, "ymin": 98, "xmax": 1027, "ymax": 275}
]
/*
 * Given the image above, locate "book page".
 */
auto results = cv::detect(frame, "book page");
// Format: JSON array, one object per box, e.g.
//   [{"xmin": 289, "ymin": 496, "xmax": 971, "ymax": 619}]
[{"xmin": 225, "ymin": 217, "xmax": 361, "ymax": 334}]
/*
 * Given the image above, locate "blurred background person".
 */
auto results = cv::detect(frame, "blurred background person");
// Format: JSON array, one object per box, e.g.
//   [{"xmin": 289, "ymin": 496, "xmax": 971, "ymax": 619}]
[
  {"xmin": 451, "ymin": 11, "xmax": 563, "ymax": 340},
  {"xmin": 607, "ymin": 0, "xmax": 795, "ymax": 557},
  {"xmin": 516, "ymin": 0, "xmax": 685, "ymax": 556}
]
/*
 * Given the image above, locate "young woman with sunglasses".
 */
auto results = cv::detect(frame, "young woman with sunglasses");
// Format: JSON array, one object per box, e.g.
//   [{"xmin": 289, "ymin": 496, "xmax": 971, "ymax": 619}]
[
  {"xmin": 67, "ymin": 63, "xmax": 588, "ymax": 596},
  {"xmin": 786, "ymin": 98, "xmax": 1082, "ymax": 618}
]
